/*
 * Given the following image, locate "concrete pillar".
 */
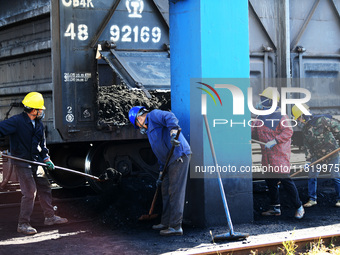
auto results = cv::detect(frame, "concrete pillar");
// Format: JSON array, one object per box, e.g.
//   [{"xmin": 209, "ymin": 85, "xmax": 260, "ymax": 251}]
[{"xmin": 170, "ymin": 0, "xmax": 253, "ymax": 226}]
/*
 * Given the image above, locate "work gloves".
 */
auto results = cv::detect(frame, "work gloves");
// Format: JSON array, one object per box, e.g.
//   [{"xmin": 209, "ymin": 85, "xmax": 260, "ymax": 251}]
[
  {"xmin": 156, "ymin": 177, "xmax": 162, "ymax": 187},
  {"xmin": 265, "ymin": 139, "xmax": 277, "ymax": 150},
  {"xmin": 44, "ymin": 159, "xmax": 55, "ymax": 171},
  {"xmin": 170, "ymin": 133, "xmax": 180, "ymax": 147},
  {"xmin": 0, "ymin": 150, "xmax": 8, "ymax": 158}
]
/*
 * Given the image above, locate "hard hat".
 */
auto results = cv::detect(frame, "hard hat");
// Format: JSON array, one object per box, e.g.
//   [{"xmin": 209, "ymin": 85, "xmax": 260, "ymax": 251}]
[
  {"xmin": 292, "ymin": 104, "xmax": 310, "ymax": 120},
  {"xmin": 259, "ymin": 87, "xmax": 280, "ymax": 102},
  {"xmin": 129, "ymin": 106, "xmax": 146, "ymax": 129},
  {"xmin": 22, "ymin": 92, "xmax": 46, "ymax": 110}
]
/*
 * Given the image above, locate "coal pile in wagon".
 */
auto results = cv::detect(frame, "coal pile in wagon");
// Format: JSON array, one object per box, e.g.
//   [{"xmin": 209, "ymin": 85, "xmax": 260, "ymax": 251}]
[{"xmin": 97, "ymin": 84, "xmax": 171, "ymax": 126}]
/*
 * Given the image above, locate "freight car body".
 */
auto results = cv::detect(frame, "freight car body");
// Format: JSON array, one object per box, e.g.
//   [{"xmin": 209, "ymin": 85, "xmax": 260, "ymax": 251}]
[
  {"xmin": 0, "ymin": 0, "xmax": 170, "ymax": 191},
  {"xmin": 1, "ymin": 0, "xmax": 340, "ymax": 191},
  {"xmin": 249, "ymin": 0, "xmax": 340, "ymax": 146}
]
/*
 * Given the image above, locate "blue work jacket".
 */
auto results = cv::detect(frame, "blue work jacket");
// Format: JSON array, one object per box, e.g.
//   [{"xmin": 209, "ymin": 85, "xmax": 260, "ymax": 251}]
[
  {"xmin": 0, "ymin": 112, "xmax": 49, "ymax": 167},
  {"xmin": 145, "ymin": 110, "xmax": 191, "ymax": 170}
]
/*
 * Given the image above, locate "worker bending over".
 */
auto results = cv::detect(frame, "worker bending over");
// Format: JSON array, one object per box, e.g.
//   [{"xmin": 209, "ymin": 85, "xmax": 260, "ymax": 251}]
[
  {"xmin": 129, "ymin": 106, "xmax": 191, "ymax": 236},
  {"xmin": 292, "ymin": 104, "xmax": 340, "ymax": 207}
]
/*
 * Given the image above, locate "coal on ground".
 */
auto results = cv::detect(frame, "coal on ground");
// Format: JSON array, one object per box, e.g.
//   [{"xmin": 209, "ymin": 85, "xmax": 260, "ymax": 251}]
[{"xmin": 56, "ymin": 175, "xmax": 162, "ymax": 230}]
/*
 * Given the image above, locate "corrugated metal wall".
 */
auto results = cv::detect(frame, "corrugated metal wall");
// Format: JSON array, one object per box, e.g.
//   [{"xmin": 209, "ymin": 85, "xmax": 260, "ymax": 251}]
[
  {"xmin": 0, "ymin": 1, "xmax": 59, "ymax": 143},
  {"xmin": 249, "ymin": 0, "xmax": 340, "ymax": 114}
]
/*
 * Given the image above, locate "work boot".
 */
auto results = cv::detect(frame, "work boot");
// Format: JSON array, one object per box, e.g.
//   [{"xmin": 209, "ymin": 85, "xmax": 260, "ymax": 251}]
[
  {"xmin": 160, "ymin": 226, "xmax": 183, "ymax": 236},
  {"xmin": 17, "ymin": 223, "xmax": 37, "ymax": 235},
  {"xmin": 262, "ymin": 205, "xmax": 281, "ymax": 216},
  {"xmin": 44, "ymin": 215, "xmax": 68, "ymax": 226},
  {"xmin": 295, "ymin": 205, "xmax": 305, "ymax": 219},
  {"xmin": 303, "ymin": 199, "xmax": 317, "ymax": 207},
  {"xmin": 152, "ymin": 223, "xmax": 168, "ymax": 230},
  {"xmin": 335, "ymin": 200, "xmax": 340, "ymax": 207}
]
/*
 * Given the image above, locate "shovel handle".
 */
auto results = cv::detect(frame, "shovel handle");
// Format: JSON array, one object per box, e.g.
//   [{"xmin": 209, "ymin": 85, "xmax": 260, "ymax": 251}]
[
  {"xmin": 160, "ymin": 128, "xmax": 182, "ymax": 180},
  {"xmin": 148, "ymin": 187, "xmax": 160, "ymax": 215},
  {"xmin": 0, "ymin": 152, "xmax": 101, "ymax": 181},
  {"xmin": 251, "ymin": 139, "xmax": 266, "ymax": 146},
  {"xmin": 290, "ymin": 147, "xmax": 340, "ymax": 177},
  {"xmin": 147, "ymin": 128, "xmax": 182, "ymax": 216}
]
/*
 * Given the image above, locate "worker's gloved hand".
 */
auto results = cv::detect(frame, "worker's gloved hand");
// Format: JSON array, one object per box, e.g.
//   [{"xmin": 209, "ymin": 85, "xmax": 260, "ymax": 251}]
[
  {"xmin": 170, "ymin": 133, "xmax": 180, "ymax": 147},
  {"xmin": 0, "ymin": 150, "xmax": 8, "ymax": 158},
  {"xmin": 45, "ymin": 160, "xmax": 55, "ymax": 171},
  {"xmin": 156, "ymin": 177, "xmax": 162, "ymax": 187},
  {"xmin": 265, "ymin": 139, "xmax": 277, "ymax": 149}
]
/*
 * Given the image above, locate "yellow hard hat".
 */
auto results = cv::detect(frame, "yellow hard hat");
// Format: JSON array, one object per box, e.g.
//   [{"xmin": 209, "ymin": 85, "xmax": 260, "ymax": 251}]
[
  {"xmin": 259, "ymin": 87, "xmax": 280, "ymax": 101},
  {"xmin": 292, "ymin": 104, "xmax": 309, "ymax": 120},
  {"xmin": 22, "ymin": 92, "xmax": 46, "ymax": 110}
]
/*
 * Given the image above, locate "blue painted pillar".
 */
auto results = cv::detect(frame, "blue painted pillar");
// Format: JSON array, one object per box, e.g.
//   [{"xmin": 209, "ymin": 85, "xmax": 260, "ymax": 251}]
[{"xmin": 170, "ymin": 0, "xmax": 253, "ymax": 226}]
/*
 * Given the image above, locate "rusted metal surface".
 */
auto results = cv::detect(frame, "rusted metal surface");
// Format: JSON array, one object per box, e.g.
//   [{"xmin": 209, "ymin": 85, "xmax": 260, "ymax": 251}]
[{"xmin": 176, "ymin": 230, "xmax": 340, "ymax": 255}]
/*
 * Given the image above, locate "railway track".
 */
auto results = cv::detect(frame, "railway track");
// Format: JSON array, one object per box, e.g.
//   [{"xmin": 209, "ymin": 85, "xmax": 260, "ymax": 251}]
[
  {"xmin": 1, "ymin": 145, "xmax": 338, "ymax": 255},
  {"xmin": 171, "ymin": 228, "xmax": 340, "ymax": 255}
]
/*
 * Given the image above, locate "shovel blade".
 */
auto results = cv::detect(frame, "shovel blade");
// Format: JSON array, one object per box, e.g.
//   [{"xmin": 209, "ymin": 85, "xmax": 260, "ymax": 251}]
[
  {"xmin": 138, "ymin": 214, "xmax": 158, "ymax": 221},
  {"xmin": 98, "ymin": 168, "xmax": 122, "ymax": 182}
]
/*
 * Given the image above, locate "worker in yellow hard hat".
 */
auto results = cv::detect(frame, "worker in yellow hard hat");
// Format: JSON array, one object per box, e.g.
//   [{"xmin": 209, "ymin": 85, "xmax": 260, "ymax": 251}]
[
  {"xmin": 291, "ymin": 103, "xmax": 310, "ymax": 121},
  {"xmin": 0, "ymin": 92, "xmax": 68, "ymax": 235},
  {"xmin": 22, "ymin": 91, "xmax": 46, "ymax": 120},
  {"xmin": 255, "ymin": 87, "xmax": 281, "ymax": 110},
  {"xmin": 292, "ymin": 104, "xmax": 340, "ymax": 208},
  {"xmin": 252, "ymin": 87, "xmax": 305, "ymax": 219}
]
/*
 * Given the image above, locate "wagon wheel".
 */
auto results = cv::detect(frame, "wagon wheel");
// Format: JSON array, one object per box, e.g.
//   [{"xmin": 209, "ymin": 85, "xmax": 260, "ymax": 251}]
[{"xmin": 0, "ymin": 158, "xmax": 16, "ymax": 189}]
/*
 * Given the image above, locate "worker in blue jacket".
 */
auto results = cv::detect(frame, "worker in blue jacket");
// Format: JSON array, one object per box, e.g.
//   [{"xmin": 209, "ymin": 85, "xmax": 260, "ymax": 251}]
[
  {"xmin": 0, "ymin": 92, "xmax": 67, "ymax": 235},
  {"xmin": 129, "ymin": 106, "xmax": 191, "ymax": 236}
]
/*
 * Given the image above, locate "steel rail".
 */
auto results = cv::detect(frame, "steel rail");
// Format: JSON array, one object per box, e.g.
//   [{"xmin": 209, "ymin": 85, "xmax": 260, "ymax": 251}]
[{"xmin": 187, "ymin": 232, "xmax": 340, "ymax": 255}]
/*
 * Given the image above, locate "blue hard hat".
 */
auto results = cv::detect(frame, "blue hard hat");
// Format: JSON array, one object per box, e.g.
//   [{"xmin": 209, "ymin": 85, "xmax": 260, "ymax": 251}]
[{"xmin": 129, "ymin": 106, "xmax": 146, "ymax": 129}]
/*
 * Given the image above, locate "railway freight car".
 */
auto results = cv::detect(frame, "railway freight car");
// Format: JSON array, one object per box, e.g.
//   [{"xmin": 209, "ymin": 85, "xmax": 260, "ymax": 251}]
[{"xmin": 0, "ymin": 0, "xmax": 170, "ymax": 191}]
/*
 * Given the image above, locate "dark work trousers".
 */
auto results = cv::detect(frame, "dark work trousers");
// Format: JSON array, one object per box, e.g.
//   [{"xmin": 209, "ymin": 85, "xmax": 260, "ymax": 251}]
[
  {"xmin": 308, "ymin": 156, "xmax": 340, "ymax": 201},
  {"xmin": 265, "ymin": 174, "xmax": 302, "ymax": 209},
  {"xmin": 15, "ymin": 165, "xmax": 54, "ymax": 224},
  {"xmin": 161, "ymin": 154, "xmax": 191, "ymax": 228}
]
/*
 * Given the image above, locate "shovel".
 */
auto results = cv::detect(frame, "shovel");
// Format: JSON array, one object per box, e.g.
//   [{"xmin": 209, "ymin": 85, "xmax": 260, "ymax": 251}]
[
  {"xmin": 0, "ymin": 152, "xmax": 118, "ymax": 182},
  {"xmin": 203, "ymin": 114, "xmax": 249, "ymax": 241},
  {"xmin": 138, "ymin": 128, "xmax": 181, "ymax": 221}
]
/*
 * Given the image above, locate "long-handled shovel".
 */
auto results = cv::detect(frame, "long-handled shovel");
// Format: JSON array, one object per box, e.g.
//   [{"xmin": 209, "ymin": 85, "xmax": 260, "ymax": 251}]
[
  {"xmin": 0, "ymin": 152, "xmax": 116, "ymax": 182},
  {"xmin": 138, "ymin": 128, "xmax": 181, "ymax": 221},
  {"xmin": 203, "ymin": 114, "xmax": 249, "ymax": 241},
  {"xmin": 290, "ymin": 147, "xmax": 340, "ymax": 178}
]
